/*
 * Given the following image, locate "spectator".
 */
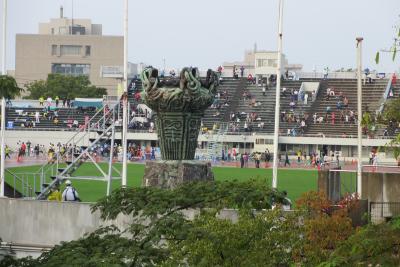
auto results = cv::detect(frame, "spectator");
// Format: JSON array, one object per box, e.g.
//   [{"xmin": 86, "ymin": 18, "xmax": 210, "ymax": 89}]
[
  {"xmin": 39, "ymin": 96, "xmax": 44, "ymax": 106},
  {"xmin": 247, "ymin": 73, "xmax": 254, "ymax": 84},
  {"xmin": 62, "ymin": 180, "xmax": 80, "ymax": 202},
  {"xmin": 240, "ymin": 66, "xmax": 245, "ymax": 77},
  {"xmin": 282, "ymin": 87, "xmax": 287, "ymax": 97},
  {"xmin": 304, "ymin": 93, "xmax": 308, "ymax": 105},
  {"xmin": 284, "ymin": 152, "xmax": 290, "ymax": 166},
  {"xmin": 323, "ymin": 67, "xmax": 329, "ymax": 79},
  {"xmin": 55, "ymin": 96, "xmax": 60, "ymax": 107},
  {"xmin": 392, "ymin": 73, "xmax": 397, "ymax": 86},
  {"xmin": 47, "ymin": 96, "xmax": 52, "ymax": 106},
  {"xmin": 48, "ymin": 186, "xmax": 62, "ymax": 201},
  {"xmin": 35, "ymin": 111, "xmax": 40, "ymax": 123},
  {"xmin": 343, "ymin": 97, "xmax": 349, "ymax": 107}
]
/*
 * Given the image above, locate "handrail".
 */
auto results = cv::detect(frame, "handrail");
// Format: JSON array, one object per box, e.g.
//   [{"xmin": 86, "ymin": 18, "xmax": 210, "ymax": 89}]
[
  {"xmin": 378, "ymin": 78, "xmax": 392, "ymax": 114},
  {"xmin": 5, "ymin": 169, "xmax": 33, "ymax": 197},
  {"xmin": 34, "ymin": 103, "xmax": 119, "ymax": 175}
]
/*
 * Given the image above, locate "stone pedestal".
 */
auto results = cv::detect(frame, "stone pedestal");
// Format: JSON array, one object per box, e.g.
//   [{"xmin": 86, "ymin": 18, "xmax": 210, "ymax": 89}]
[{"xmin": 142, "ymin": 160, "xmax": 214, "ymax": 189}]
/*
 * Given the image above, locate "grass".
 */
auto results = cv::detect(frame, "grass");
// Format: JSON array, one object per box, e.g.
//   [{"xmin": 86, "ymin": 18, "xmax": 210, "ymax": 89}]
[{"xmin": 5, "ymin": 163, "xmax": 319, "ymax": 203}]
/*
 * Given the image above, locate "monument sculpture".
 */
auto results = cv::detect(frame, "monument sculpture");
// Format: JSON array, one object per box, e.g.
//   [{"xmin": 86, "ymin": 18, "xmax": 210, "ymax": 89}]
[{"xmin": 140, "ymin": 67, "xmax": 219, "ymax": 188}]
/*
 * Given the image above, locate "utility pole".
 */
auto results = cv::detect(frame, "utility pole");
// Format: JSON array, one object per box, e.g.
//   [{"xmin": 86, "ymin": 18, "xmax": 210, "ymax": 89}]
[
  {"xmin": 0, "ymin": 0, "xmax": 8, "ymax": 197},
  {"xmin": 121, "ymin": 0, "xmax": 128, "ymax": 187},
  {"xmin": 356, "ymin": 37, "xmax": 363, "ymax": 196},
  {"xmin": 272, "ymin": 0, "xmax": 284, "ymax": 189}
]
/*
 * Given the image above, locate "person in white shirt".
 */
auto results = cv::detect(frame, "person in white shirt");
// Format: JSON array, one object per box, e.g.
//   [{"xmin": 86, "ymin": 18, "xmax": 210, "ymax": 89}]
[
  {"xmin": 47, "ymin": 97, "xmax": 53, "ymax": 106},
  {"xmin": 35, "ymin": 112, "xmax": 40, "ymax": 123},
  {"xmin": 304, "ymin": 93, "xmax": 309, "ymax": 105},
  {"xmin": 62, "ymin": 180, "xmax": 80, "ymax": 202}
]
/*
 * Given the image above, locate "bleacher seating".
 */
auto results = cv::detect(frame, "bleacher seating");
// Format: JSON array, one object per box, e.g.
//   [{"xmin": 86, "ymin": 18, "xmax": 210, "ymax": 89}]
[
  {"xmin": 5, "ymin": 77, "xmax": 390, "ymax": 137},
  {"xmin": 6, "ymin": 106, "xmax": 99, "ymax": 130},
  {"xmin": 304, "ymin": 78, "xmax": 388, "ymax": 136}
]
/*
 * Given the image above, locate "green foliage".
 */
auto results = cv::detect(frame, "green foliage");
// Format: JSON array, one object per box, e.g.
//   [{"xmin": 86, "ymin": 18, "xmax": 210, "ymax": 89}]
[
  {"xmin": 320, "ymin": 217, "xmax": 400, "ymax": 266},
  {"xmin": 24, "ymin": 74, "xmax": 107, "ymax": 99},
  {"xmin": 3, "ymin": 184, "xmax": 398, "ymax": 266},
  {"xmin": 382, "ymin": 98, "xmax": 400, "ymax": 159},
  {"xmin": 383, "ymin": 98, "xmax": 400, "ymax": 123},
  {"xmin": 164, "ymin": 209, "xmax": 303, "ymax": 267},
  {"xmin": 0, "ymin": 75, "xmax": 23, "ymax": 99},
  {"xmin": 375, "ymin": 51, "xmax": 380, "ymax": 64},
  {"xmin": 1, "ymin": 180, "xmax": 287, "ymax": 266}
]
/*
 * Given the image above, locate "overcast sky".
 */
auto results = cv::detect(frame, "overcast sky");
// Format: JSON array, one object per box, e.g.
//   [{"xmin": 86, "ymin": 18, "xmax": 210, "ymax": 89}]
[{"xmin": 0, "ymin": 0, "xmax": 399, "ymax": 73}]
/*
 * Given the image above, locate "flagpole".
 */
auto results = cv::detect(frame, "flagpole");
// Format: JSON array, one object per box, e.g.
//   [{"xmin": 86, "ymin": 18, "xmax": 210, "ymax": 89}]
[
  {"xmin": 356, "ymin": 37, "xmax": 363, "ymax": 196},
  {"xmin": 272, "ymin": 0, "xmax": 284, "ymax": 189},
  {"xmin": 0, "ymin": 0, "xmax": 8, "ymax": 197},
  {"xmin": 121, "ymin": 0, "xmax": 128, "ymax": 187}
]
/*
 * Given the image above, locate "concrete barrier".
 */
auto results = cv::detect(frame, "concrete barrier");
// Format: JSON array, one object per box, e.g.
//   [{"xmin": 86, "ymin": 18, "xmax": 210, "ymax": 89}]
[{"xmin": 0, "ymin": 198, "xmax": 131, "ymax": 248}]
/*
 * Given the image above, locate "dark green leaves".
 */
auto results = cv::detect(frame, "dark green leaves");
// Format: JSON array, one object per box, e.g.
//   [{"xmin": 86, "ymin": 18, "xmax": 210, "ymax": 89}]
[
  {"xmin": 24, "ymin": 74, "xmax": 107, "ymax": 99},
  {"xmin": 0, "ymin": 75, "xmax": 23, "ymax": 99}
]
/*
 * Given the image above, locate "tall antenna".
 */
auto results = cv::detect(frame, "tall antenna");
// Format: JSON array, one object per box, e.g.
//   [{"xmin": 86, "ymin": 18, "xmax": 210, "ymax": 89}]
[{"xmin": 71, "ymin": 0, "xmax": 74, "ymax": 35}]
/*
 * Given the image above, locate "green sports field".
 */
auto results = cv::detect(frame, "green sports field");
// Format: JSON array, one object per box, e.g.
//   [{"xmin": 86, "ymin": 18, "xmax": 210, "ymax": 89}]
[{"xmin": 5, "ymin": 163, "xmax": 320, "ymax": 203}]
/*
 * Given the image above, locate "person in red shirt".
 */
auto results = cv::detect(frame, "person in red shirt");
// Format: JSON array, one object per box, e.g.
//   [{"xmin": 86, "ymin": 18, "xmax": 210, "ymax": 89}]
[
  {"xmin": 392, "ymin": 73, "xmax": 397, "ymax": 86},
  {"xmin": 21, "ymin": 142, "xmax": 26, "ymax": 156}
]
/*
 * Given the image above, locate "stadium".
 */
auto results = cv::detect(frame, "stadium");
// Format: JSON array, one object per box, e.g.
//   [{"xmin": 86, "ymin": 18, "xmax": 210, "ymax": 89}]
[{"xmin": 0, "ymin": 0, "xmax": 400, "ymax": 265}]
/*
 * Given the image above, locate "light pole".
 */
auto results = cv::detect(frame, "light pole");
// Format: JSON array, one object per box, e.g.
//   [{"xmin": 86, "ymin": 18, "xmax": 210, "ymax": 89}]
[
  {"xmin": 0, "ymin": 0, "xmax": 8, "ymax": 198},
  {"xmin": 356, "ymin": 37, "xmax": 363, "ymax": 196},
  {"xmin": 272, "ymin": 0, "xmax": 284, "ymax": 189},
  {"xmin": 121, "ymin": 0, "xmax": 128, "ymax": 187}
]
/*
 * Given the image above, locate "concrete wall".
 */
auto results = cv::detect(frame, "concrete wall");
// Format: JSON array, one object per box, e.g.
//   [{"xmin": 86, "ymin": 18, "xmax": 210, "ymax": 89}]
[{"xmin": 0, "ymin": 198, "xmax": 131, "ymax": 247}]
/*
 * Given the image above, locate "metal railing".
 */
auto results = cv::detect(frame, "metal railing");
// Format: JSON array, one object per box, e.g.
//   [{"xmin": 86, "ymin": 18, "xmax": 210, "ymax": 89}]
[
  {"xmin": 378, "ymin": 78, "xmax": 393, "ymax": 114},
  {"xmin": 5, "ymin": 169, "xmax": 34, "ymax": 198}
]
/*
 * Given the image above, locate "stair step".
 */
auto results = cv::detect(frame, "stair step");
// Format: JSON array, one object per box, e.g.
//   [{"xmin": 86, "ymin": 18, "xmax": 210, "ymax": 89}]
[
  {"xmin": 80, "ymin": 146, "xmax": 88, "ymax": 150},
  {"xmin": 35, "ymin": 191, "xmax": 41, "ymax": 196},
  {"xmin": 58, "ymin": 168, "xmax": 65, "ymax": 173},
  {"xmin": 42, "ymin": 183, "xmax": 50, "ymax": 188},
  {"xmin": 65, "ymin": 161, "xmax": 72, "ymax": 165},
  {"xmin": 50, "ymin": 176, "xmax": 57, "ymax": 180},
  {"xmin": 73, "ymin": 153, "xmax": 81, "ymax": 158}
]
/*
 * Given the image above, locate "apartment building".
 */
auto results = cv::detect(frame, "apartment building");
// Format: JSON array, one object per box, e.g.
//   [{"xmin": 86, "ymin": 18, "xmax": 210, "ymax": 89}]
[{"xmin": 15, "ymin": 8, "xmax": 124, "ymax": 96}]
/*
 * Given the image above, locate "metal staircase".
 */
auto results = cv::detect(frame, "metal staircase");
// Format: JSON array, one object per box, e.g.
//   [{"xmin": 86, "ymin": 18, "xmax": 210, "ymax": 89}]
[
  {"xmin": 206, "ymin": 123, "xmax": 229, "ymax": 161},
  {"xmin": 36, "ymin": 103, "xmax": 120, "ymax": 200}
]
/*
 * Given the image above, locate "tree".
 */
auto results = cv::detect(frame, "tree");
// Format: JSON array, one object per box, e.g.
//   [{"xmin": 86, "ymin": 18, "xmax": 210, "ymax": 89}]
[
  {"xmin": 294, "ymin": 191, "xmax": 355, "ymax": 265},
  {"xmin": 24, "ymin": 74, "xmax": 107, "ymax": 99},
  {"xmin": 375, "ymin": 19, "xmax": 399, "ymax": 64},
  {"xmin": 0, "ymin": 75, "xmax": 23, "ymax": 99},
  {"xmin": 0, "ymin": 180, "xmax": 288, "ymax": 266},
  {"xmin": 320, "ymin": 218, "xmax": 400, "ymax": 266},
  {"xmin": 381, "ymin": 98, "xmax": 400, "ymax": 159},
  {"xmin": 164, "ymin": 209, "xmax": 304, "ymax": 267}
]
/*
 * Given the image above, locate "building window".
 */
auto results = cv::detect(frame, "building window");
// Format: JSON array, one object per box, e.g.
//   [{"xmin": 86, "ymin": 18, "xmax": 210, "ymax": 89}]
[
  {"xmin": 60, "ymin": 45, "xmax": 82, "ymax": 56},
  {"xmin": 51, "ymin": 28, "xmax": 54, "ymax": 35},
  {"xmin": 51, "ymin": 45, "xmax": 57, "ymax": 56},
  {"xmin": 51, "ymin": 63, "xmax": 90, "ymax": 76},
  {"xmin": 85, "ymin": 45, "xmax": 91, "ymax": 56},
  {"xmin": 59, "ymin": 27, "xmax": 67, "ymax": 35}
]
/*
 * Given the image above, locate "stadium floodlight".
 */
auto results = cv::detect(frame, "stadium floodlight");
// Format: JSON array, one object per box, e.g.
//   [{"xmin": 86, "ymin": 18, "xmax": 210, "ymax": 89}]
[
  {"xmin": 272, "ymin": 0, "xmax": 284, "ymax": 189},
  {"xmin": 0, "ymin": 0, "xmax": 7, "ymax": 198},
  {"xmin": 356, "ymin": 37, "xmax": 363, "ymax": 196},
  {"xmin": 121, "ymin": 0, "xmax": 128, "ymax": 187}
]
